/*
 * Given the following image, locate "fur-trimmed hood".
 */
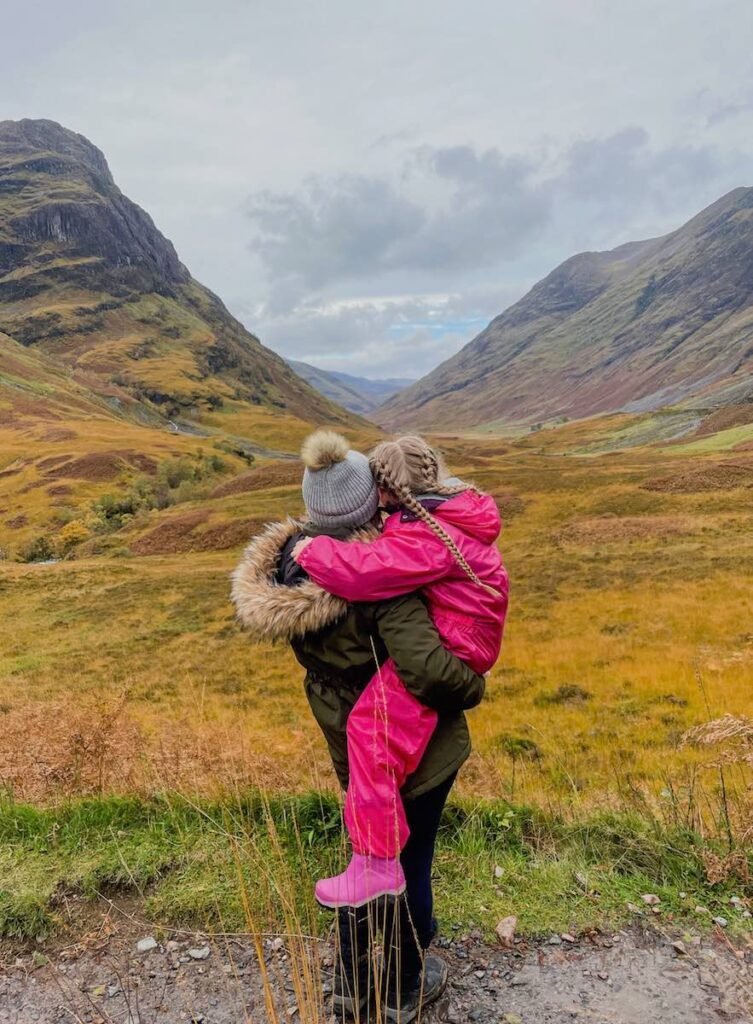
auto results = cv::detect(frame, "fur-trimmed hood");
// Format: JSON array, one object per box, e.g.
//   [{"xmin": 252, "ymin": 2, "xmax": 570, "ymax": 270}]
[{"xmin": 231, "ymin": 519, "xmax": 376, "ymax": 641}]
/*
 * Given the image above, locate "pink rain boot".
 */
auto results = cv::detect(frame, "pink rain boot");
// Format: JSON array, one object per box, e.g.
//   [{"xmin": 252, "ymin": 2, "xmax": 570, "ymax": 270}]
[{"xmin": 315, "ymin": 853, "xmax": 406, "ymax": 908}]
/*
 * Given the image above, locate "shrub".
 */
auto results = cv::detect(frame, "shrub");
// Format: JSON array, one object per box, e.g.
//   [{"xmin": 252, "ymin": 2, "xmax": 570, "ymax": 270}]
[
  {"xmin": 534, "ymin": 684, "xmax": 593, "ymax": 707},
  {"xmin": 17, "ymin": 535, "xmax": 55, "ymax": 563},
  {"xmin": 91, "ymin": 493, "xmax": 140, "ymax": 532},
  {"xmin": 56, "ymin": 520, "xmax": 90, "ymax": 555},
  {"xmin": 89, "ymin": 454, "xmax": 229, "ymax": 534},
  {"xmin": 169, "ymin": 478, "xmax": 209, "ymax": 505},
  {"xmin": 157, "ymin": 457, "xmax": 197, "ymax": 490},
  {"xmin": 492, "ymin": 733, "xmax": 543, "ymax": 761}
]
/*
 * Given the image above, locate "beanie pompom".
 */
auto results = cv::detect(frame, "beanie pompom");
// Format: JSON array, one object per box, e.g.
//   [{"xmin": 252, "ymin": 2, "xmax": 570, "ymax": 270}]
[{"xmin": 301, "ymin": 430, "xmax": 350, "ymax": 471}]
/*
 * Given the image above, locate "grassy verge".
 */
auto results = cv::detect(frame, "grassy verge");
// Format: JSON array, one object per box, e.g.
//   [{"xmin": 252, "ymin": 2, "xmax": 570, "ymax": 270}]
[{"xmin": 1, "ymin": 791, "xmax": 750, "ymax": 943}]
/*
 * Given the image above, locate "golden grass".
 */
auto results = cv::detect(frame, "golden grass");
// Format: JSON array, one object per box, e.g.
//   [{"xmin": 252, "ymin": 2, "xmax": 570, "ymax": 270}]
[
  {"xmin": 201, "ymin": 402, "xmax": 380, "ymax": 453},
  {"xmin": 2, "ymin": 424, "xmax": 752, "ymax": 827},
  {"xmin": 0, "ymin": 415, "xmax": 249, "ymax": 549}
]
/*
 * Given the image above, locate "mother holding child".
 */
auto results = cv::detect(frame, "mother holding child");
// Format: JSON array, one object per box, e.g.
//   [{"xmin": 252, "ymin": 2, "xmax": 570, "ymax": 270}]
[{"xmin": 232, "ymin": 431, "xmax": 509, "ymax": 1022}]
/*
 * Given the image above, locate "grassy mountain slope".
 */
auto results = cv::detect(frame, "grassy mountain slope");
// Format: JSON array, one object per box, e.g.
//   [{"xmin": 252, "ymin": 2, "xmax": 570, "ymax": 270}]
[
  {"xmin": 0, "ymin": 328, "xmax": 115, "ymax": 423},
  {"xmin": 378, "ymin": 189, "xmax": 753, "ymax": 431},
  {"xmin": 0, "ymin": 119, "xmax": 378, "ymax": 555},
  {"xmin": 288, "ymin": 358, "xmax": 413, "ymax": 415},
  {"xmin": 0, "ymin": 119, "xmax": 353, "ymax": 430}
]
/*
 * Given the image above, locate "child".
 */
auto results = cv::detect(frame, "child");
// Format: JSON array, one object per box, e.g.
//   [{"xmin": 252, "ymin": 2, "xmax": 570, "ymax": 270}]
[{"xmin": 294, "ymin": 436, "xmax": 509, "ymax": 908}]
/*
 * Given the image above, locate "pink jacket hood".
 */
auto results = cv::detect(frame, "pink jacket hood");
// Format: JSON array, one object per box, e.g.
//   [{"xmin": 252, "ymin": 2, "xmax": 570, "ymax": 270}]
[{"xmin": 428, "ymin": 490, "xmax": 501, "ymax": 545}]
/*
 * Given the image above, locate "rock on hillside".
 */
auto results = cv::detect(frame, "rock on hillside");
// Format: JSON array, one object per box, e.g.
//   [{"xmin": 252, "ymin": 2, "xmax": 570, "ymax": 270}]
[
  {"xmin": 0, "ymin": 119, "xmax": 353, "ymax": 426},
  {"xmin": 378, "ymin": 189, "xmax": 753, "ymax": 430}
]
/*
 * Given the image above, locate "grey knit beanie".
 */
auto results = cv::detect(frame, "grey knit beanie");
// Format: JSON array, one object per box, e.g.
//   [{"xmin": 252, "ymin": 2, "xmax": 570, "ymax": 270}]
[{"xmin": 300, "ymin": 430, "xmax": 379, "ymax": 530}]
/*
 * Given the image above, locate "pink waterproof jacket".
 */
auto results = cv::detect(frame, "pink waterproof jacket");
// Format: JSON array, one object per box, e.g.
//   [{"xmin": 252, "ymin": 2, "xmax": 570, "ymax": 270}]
[{"xmin": 296, "ymin": 490, "xmax": 509, "ymax": 676}]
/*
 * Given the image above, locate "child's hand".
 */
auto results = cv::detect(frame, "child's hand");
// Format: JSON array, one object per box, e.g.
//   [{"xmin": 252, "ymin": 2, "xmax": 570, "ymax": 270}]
[{"xmin": 292, "ymin": 537, "xmax": 313, "ymax": 562}]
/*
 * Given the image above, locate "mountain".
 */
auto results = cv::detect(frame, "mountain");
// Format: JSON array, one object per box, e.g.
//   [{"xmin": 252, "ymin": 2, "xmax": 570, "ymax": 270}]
[
  {"xmin": 287, "ymin": 359, "xmax": 413, "ymax": 415},
  {"xmin": 0, "ymin": 118, "xmax": 352, "ymax": 430},
  {"xmin": 0, "ymin": 120, "xmax": 378, "ymax": 559},
  {"xmin": 377, "ymin": 189, "xmax": 753, "ymax": 431}
]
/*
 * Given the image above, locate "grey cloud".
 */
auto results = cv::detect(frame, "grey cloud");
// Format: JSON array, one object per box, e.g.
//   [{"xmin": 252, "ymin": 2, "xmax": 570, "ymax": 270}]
[
  {"xmin": 428, "ymin": 145, "xmax": 536, "ymax": 195},
  {"xmin": 247, "ymin": 129, "xmax": 730, "ymax": 309},
  {"xmin": 403, "ymin": 146, "xmax": 551, "ymax": 272},
  {"xmin": 248, "ymin": 176, "xmax": 426, "ymax": 291},
  {"xmin": 707, "ymin": 100, "xmax": 753, "ymax": 127},
  {"xmin": 247, "ymin": 142, "xmax": 551, "ymax": 297},
  {"xmin": 557, "ymin": 128, "xmax": 721, "ymax": 209},
  {"xmin": 695, "ymin": 85, "xmax": 753, "ymax": 127},
  {"xmin": 253, "ymin": 292, "xmax": 504, "ymax": 379}
]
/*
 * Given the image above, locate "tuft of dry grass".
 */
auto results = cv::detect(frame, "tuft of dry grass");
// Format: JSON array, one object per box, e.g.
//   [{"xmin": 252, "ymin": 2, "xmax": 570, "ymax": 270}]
[{"xmin": 684, "ymin": 714, "xmax": 753, "ymax": 752}]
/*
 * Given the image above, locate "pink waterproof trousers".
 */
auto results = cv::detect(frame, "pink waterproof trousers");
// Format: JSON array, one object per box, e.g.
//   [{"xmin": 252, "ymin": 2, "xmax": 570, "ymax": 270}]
[
  {"xmin": 344, "ymin": 609, "xmax": 500, "ymax": 859},
  {"xmin": 344, "ymin": 658, "xmax": 438, "ymax": 859}
]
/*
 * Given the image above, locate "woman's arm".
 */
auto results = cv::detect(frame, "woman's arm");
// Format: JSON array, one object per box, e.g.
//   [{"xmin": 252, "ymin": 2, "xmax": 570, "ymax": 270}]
[
  {"xmin": 295, "ymin": 526, "xmax": 455, "ymax": 602},
  {"xmin": 362, "ymin": 594, "xmax": 485, "ymax": 714}
]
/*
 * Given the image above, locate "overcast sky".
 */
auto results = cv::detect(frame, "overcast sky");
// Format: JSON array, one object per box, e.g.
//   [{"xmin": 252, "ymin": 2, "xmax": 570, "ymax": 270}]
[{"xmin": 4, "ymin": 0, "xmax": 753, "ymax": 378}]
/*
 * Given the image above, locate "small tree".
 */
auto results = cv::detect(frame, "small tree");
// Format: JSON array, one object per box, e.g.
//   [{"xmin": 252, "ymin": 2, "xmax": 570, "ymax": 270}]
[{"xmin": 57, "ymin": 519, "xmax": 90, "ymax": 555}]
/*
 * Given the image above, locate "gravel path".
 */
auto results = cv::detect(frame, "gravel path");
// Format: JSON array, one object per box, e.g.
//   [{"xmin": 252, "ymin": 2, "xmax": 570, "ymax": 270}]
[{"xmin": 0, "ymin": 911, "xmax": 750, "ymax": 1023}]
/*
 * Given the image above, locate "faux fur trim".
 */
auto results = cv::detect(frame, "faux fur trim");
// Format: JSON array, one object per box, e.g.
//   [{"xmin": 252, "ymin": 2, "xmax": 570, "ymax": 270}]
[{"xmin": 230, "ymin": 518, "xmax": 378, "ymax": 641}]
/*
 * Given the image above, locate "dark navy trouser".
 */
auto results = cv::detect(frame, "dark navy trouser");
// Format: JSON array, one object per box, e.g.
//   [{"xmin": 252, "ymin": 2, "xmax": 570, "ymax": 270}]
[{"xmin": 336, "ymin": 771, "xmax": 457, "ymax": 993}]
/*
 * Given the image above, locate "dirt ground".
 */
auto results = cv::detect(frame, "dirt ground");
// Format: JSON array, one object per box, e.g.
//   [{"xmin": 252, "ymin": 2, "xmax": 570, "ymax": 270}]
[{"xmin": 0, "ymin": 903, "xmax": 751, "ymax": 1023}]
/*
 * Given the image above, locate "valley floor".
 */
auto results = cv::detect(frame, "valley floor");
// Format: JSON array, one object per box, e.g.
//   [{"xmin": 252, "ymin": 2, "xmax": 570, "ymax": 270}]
[
  {"xmin": 3, "ymin": 427, "xmax": 753, "ymax": 817},
  {"xmin": 1, "ymin": 904, "xmax": 750, "ymax": 1024}
]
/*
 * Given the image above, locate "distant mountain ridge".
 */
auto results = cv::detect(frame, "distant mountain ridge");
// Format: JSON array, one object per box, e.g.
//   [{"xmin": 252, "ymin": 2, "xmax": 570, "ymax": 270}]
[
  {"xmin": 377, "ymin": 189, "xmax": 753, "ymax": 430},
  {"xmin": 0, "ymin": 118, "xmax": 353, "ymax": 428},
  {"xmin": 288, "ymin": 359, "xmax": 413, "ymax": 415}
]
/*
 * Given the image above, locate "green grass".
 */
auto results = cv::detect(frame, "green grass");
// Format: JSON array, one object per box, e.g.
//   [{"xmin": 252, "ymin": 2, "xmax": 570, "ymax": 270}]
[
  {"xmin": 670, "ymin": 422, "xmax": 753, "ymax": 453},
  {"xmin": 575, "ymin": 411, "xmax": 702, "ymax": 453},
  {"xmin": 1, "ymin": 792, "xmax": 750, "ymax": 942}
]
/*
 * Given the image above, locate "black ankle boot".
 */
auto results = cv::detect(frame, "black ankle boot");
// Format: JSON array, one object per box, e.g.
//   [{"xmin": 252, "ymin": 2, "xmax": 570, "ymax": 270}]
[
  {"xmin": 383, "ymin": 954, "xmax": 448, "ymax": 1023},
  {"xmin": 332, "ymin": 953, "xmax": 370, "ymax": 1019}
]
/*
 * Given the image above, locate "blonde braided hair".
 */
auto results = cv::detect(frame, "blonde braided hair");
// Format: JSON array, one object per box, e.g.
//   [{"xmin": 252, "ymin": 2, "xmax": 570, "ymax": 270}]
[{"xmin": 369, "ymin": 436, "xmax": 497, "ymax": 595}]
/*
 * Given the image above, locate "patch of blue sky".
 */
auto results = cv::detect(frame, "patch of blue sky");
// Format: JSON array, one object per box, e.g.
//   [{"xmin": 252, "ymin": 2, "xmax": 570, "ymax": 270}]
[{"xmin": 387, "ymin": 316, "xmax": 488, "ymax": 335}]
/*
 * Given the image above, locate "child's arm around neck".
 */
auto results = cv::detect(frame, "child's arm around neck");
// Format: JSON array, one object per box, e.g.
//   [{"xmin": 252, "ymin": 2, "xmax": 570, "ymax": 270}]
[{"xmin": 294, "ymin": 513, "xmax": 456, "ymax": 603}]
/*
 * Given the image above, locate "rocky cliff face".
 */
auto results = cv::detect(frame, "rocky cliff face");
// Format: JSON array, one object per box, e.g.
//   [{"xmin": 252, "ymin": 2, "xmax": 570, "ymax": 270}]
[
  {"xmin": 0, "ymin": 119, "xmax": 352, "ymax": 426},
  {"xmin": 378, "ymin": 189, "xmax": 753, "ymax": 430},
  {"xmin": 0, "ymin": 119, "xmax": 187, "ymax": 291}
]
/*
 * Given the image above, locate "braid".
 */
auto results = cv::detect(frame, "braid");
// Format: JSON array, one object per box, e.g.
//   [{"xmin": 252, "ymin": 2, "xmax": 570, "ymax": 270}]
[
  {"xmin": 417, "ymin": 442, "xmax": 473, "ymax": 497},
  {"xmin": 371, "ymin": 453, "xmax": 498, "ymax": 596},
  {"xmin": 433, "ymin": 478, "xmax": 469, "ymax": 497},
  {"xmin": 418, "ymin": 446, "xmax": 439, "ymax": 491}
]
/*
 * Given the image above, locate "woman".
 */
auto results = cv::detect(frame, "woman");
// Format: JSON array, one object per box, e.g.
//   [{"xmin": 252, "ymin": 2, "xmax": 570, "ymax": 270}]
[{"xmin": 231, "ymin": 430, "xmax": 485, "ymax": 1023}]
